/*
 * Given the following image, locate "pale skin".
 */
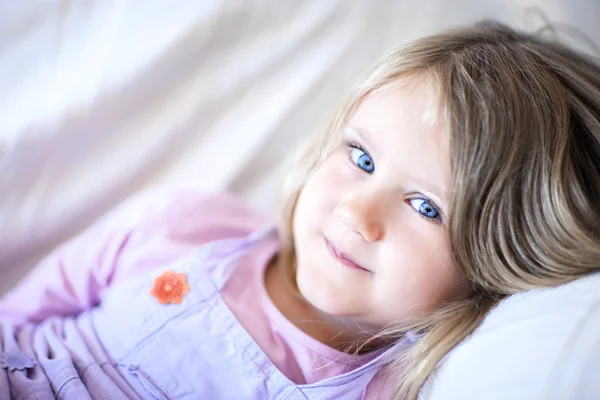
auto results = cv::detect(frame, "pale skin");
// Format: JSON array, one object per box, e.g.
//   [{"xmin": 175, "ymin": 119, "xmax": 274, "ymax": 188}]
[{"xmin": 265, "ymin": 82, "xmax": 473, "ymax": 351}]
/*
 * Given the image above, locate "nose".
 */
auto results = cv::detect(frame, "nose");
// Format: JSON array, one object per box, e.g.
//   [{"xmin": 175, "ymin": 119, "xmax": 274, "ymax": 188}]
[{"xmin": 333, "ymin": 194, "xmax": 383, "ymax": 242}]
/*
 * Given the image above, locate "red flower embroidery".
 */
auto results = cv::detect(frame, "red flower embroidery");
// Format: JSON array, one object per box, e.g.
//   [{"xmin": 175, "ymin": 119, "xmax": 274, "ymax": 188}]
[{"xmin": 150, "ymin": 270, "xmax": 190, "ymax": 304}]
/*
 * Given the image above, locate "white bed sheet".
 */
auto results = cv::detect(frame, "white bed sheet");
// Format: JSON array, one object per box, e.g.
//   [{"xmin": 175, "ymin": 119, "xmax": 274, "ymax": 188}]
[{"xmin": 1, "ymin": 0, "xmax": 598, "ymax": 295}]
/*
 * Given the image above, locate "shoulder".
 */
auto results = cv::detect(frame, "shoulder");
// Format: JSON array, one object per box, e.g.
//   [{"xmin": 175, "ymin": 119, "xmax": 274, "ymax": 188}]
[
  {"xmin": 104, "ymin": 187, "xmax": 269, "ymax": 282},
  {"xmin": 108, "ymin": 186, "xmax": 268, "ymax": 239},
  {"xmin": 421, "ymin": 273, "xmax": 600, "ymax": 400}
]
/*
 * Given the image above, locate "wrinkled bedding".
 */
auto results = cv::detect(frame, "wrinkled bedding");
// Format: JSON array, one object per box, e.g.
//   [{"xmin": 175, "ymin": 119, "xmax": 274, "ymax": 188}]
[{"xmin": 1, "ymin": 0, "xmax": 598, "ymax": 295}]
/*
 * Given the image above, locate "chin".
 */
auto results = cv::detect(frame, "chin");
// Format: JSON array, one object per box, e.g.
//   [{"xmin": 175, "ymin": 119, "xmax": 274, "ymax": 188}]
[
  {"xmin": 295, "ymin": 263, "xmax": 359, "ymax": 317},
  {"xmin": 297, "ymin": 272, "xmax": 386, "ymax": 336}
]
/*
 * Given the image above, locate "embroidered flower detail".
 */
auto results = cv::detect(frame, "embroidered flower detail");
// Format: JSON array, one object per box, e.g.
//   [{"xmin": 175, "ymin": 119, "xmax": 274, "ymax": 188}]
[
  {"xmin": 150, "ymin": 270, "xmax": 190, "ymax": 304},
  {"xmin": 0, "ymin": 351, "xmax": 37, "ymax": 371}
]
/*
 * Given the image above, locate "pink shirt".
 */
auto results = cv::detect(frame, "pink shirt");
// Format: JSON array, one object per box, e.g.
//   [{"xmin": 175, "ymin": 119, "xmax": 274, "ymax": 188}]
[{"xmin": 0, "ymin": 189, "xmax": 391, "ymax": 398}]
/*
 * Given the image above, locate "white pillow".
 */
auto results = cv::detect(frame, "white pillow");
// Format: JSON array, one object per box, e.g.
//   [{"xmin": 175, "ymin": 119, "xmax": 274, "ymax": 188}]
[{"xmin": 422, "ymin": 273, "xmax": 600, "ymax": 399}]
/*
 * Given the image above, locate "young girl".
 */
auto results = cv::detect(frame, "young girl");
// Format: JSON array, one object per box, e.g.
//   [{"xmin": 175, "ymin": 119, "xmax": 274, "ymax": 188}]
[{"xmin": 1, "ymin": 20, "xmax": 600, "ymax": 399}]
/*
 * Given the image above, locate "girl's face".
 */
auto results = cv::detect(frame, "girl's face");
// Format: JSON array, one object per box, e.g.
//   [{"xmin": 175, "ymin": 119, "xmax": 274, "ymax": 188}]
[{"xmin": 293, "ymin": 83, "xmax": 472, "ymax": 331}]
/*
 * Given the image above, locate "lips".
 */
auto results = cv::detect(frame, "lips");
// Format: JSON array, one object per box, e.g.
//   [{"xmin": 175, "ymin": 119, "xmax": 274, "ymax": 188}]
[{"xmin": 325, "ymin": 238, "xmax": 371, "ymax": 273}]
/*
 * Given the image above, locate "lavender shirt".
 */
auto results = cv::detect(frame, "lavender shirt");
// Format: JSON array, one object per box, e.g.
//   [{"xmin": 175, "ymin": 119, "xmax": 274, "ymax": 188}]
[{"xmin": 0, "ymin": 190, "xmax": 403, "ymax": 399}]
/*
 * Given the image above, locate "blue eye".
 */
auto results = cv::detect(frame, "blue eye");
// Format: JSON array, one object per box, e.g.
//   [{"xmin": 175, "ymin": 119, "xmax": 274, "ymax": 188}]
[
  {"xmin": 350, "ymin": 147, "xmax": 375, "ymax": 173},
  {"xmin": 409, "ymin": 198, "xmax": 440, "ymax": 220}
]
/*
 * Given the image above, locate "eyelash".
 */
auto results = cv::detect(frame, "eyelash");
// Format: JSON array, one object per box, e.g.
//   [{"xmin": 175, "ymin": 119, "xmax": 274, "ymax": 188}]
[
  {"xmin": 407, "ymin": 198, "xmax": 444, "ymax": 224},
  {"xmin": 345, "ymin": 140, "xmax": 371, "ymax": 170},
  {"xmin": 344, "ymin": 140, "xmax": 444, "ymax": 224},
  {"xmin": 346, "ymin": 140, "xmax": 367, "ymax": 155}
]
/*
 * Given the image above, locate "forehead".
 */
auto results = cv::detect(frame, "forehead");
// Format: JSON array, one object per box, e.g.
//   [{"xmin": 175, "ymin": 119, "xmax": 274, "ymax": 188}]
[{"xmin": 347, "ymin": 81, "xmax": 450, "ymax": 201}]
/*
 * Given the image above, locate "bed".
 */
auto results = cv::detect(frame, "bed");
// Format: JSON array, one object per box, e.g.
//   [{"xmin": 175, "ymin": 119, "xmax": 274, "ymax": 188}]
[{"xmin": 2, "ymin": 2, "xmax": 600, "ymax": 397}]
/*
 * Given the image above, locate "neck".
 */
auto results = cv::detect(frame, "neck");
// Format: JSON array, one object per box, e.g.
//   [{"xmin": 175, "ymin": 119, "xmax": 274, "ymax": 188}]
[{"xmin": 264, "ymin": 254, "xmax": 383, "ymax": 354}]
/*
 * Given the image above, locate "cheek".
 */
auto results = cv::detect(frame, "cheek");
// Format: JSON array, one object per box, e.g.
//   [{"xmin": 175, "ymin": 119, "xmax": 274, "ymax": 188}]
[
  {"xmin": 378, "ymin": 235, "xmax": 460, "ymax": 314},
  {"xmin": 309, "ymin": 155, "xmax": 346, "ymax": 188},
  {"xmin": 292, "ymin": 174, "xmax": 327, "ymax": 241},
  {"xmin": 294, "ymin": 155, "xmax": 346, "ymax": 222}
]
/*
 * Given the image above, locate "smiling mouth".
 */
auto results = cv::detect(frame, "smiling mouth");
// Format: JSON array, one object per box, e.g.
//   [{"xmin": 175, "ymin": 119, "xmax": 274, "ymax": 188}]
[{"xmin": 325, "ymin": 238, "xmax": 371, "ymax": 273}]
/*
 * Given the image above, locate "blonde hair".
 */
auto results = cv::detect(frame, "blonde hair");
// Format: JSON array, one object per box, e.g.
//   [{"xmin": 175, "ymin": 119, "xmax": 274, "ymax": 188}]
[{"xmin": 277, "ymin": 21, "xmax": 600, "ymax": 399}]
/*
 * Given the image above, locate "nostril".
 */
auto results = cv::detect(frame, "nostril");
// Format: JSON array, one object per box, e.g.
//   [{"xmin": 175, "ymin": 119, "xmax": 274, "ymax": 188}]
[
  {"xmin": 334, "ymin": 199, "xmax": 383, "ymax": 242},
  {"xmin": 362, "ymin": 223, "xmax": 383, "ymax": 242}
]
